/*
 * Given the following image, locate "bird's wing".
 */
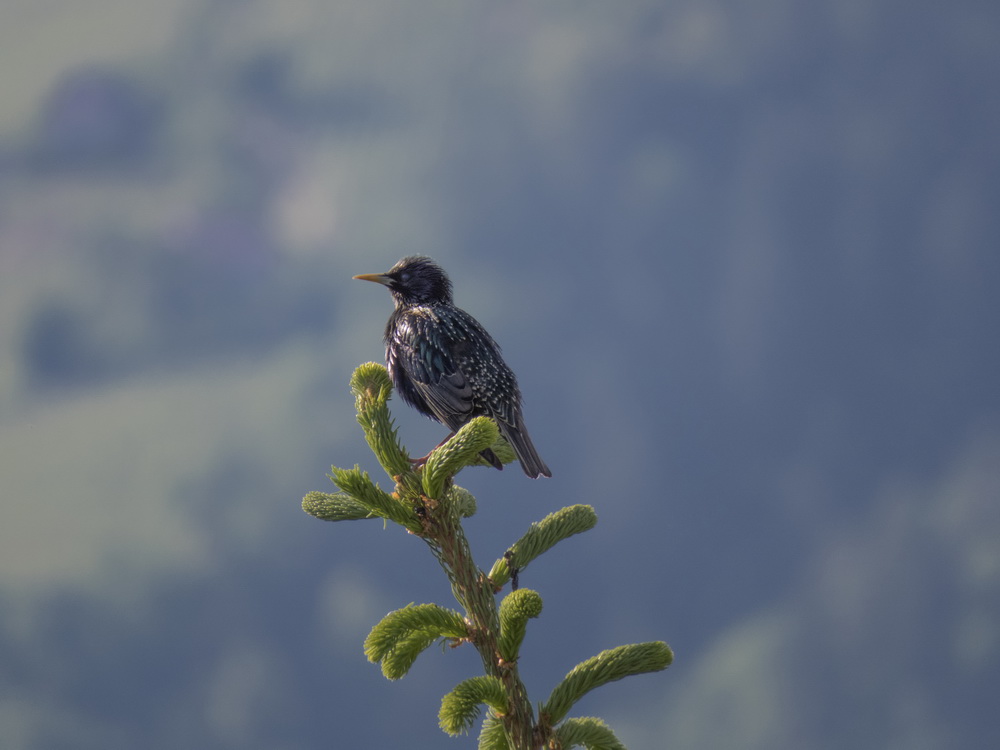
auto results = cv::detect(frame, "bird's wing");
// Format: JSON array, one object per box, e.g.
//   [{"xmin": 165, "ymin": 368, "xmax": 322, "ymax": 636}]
[{"xmin": 393, "ymin": 311, "xmax": 475, "ymax": 428}]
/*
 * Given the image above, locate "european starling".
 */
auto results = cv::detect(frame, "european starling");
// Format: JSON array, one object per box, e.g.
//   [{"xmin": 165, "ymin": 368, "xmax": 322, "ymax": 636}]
[{"xmin": 354, "ymin": 256, "xmax": 551, "ymax": 478}]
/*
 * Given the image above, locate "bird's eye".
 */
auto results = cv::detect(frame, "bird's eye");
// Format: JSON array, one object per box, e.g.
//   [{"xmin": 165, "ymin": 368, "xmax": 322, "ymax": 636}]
[{"xmin": 399, "ymin": 271, "xmax": 411, "ymax": 282}]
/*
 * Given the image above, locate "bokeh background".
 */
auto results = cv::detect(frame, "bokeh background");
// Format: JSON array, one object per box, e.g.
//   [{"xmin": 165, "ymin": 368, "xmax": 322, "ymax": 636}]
[{"xmin": 2, "ymin": 1, "xmax": 999, "ymax": 748}]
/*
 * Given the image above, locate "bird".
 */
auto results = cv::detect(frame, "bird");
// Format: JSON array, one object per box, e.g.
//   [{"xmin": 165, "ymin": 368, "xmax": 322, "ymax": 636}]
[{"xmin": 353, "ymin": 256, "xmax": 551, "ymax": 478}]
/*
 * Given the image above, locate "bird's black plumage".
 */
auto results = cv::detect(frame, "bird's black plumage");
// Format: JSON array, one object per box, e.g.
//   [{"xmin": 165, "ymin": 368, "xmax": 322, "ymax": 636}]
[{"xmin": 354, "ymin": 256, "xmax": 551, "ymax": 478}]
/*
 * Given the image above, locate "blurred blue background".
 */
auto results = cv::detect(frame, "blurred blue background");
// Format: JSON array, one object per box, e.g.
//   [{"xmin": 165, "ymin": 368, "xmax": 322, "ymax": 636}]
[{"xmin": 2, "ymin": 1, "xmax": 998, "ymax": 748}]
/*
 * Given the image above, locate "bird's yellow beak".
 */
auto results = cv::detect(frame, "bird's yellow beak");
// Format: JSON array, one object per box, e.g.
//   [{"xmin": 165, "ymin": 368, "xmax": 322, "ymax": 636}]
[{"xmin": 353, "ymin": 273, "xmax": 391, "ymax": 285}]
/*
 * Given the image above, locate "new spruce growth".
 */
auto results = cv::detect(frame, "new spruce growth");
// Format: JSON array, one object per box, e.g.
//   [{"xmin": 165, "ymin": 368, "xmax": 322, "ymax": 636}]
[{"xmin": 303, "ymin": 363, "xmax": 672, "ymax": 749}]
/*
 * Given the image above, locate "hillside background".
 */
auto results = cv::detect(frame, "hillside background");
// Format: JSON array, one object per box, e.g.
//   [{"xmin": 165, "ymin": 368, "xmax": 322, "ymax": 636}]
[{"xmin": 2, "ymin": 1, "xmax": 998, "ymax": 748}]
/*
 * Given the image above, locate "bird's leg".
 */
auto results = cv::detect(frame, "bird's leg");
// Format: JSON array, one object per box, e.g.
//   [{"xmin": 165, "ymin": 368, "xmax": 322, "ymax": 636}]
[{"xmin": 409, "ymin": 432, "xmax": 456, "ymax": 468}]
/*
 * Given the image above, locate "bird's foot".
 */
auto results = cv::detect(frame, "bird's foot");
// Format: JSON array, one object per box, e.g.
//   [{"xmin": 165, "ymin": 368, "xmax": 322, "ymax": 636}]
[{"xmin": 408, "ymin": 432, "xmax": 456, "ymax": 470}]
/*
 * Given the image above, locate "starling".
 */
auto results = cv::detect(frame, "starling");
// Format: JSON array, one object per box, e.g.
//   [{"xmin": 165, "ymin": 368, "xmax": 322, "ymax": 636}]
[{"xmin": 354, "ymin": 256, "xmax": 551, "ymax": 478}]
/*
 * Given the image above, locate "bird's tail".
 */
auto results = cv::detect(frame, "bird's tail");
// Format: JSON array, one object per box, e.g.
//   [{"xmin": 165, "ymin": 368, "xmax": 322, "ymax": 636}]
[{"xmin": 499, "ymin": 418, "xmax": 552, "ymax": 479}]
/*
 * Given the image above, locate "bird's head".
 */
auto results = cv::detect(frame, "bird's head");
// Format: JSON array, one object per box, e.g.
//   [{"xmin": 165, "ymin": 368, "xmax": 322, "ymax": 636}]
[{"xmin": 354, "ymin": 255, "xmax": 454, "ymax": 306}]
